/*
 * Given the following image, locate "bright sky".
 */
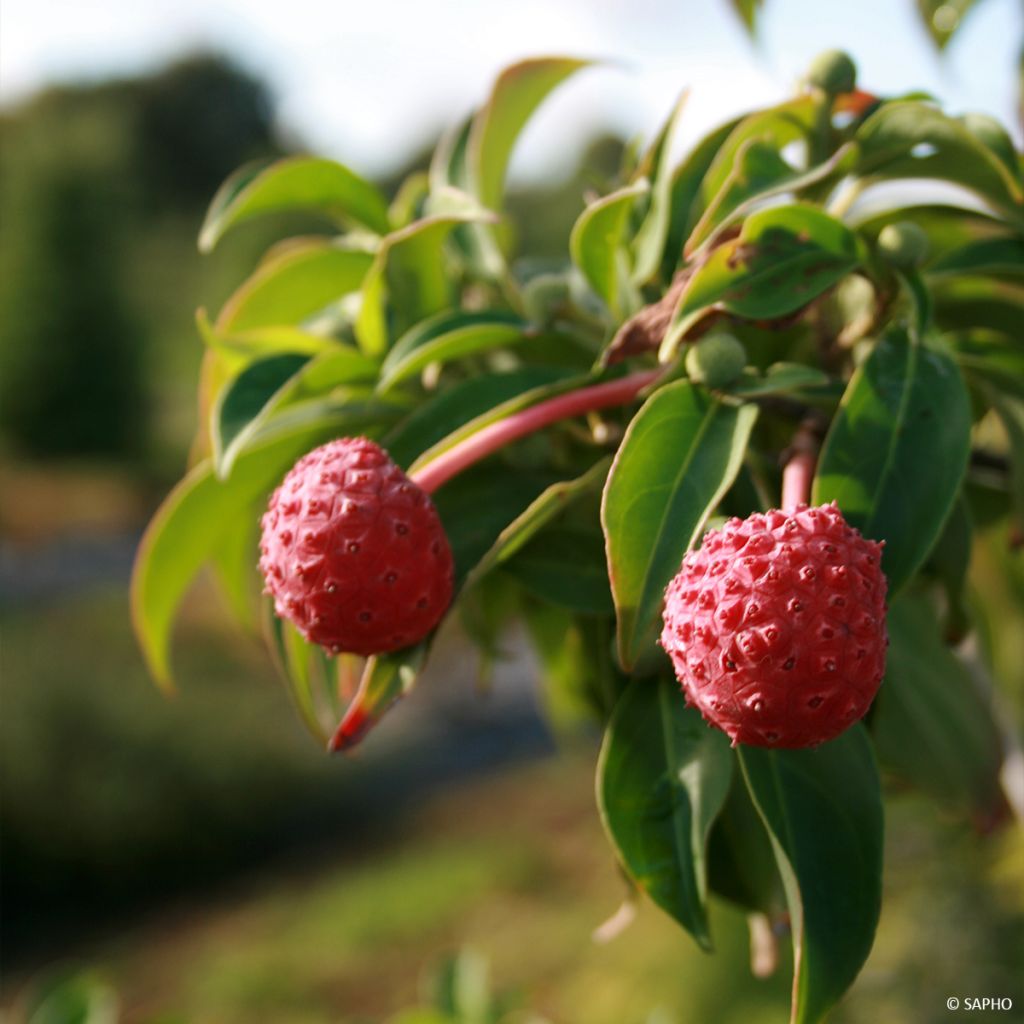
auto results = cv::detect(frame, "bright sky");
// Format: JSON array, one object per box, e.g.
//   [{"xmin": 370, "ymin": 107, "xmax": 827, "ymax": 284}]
[{"xmin": 1, "ymin": 0, "xmax": 1020, "ymax": 181}]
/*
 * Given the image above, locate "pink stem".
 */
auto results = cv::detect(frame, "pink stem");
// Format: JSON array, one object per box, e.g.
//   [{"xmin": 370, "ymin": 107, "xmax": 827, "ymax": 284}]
[
  {"xmin": 781, "ymin": 450, "xmax": 816, "ymax": 512},
  {"xmin": 409, "ymin": 369, "xmax": 662, "ymax": 494}
]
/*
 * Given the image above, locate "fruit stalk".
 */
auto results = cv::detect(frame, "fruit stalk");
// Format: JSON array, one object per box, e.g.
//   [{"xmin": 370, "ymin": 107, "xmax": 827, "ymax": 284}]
[
  {"xmin": 781, "ymin": 426, "xmax": 819, "ymax": 511},
  {"xmin": 409, "ymin": 369, "xmax": 662, "ymax": 494}
]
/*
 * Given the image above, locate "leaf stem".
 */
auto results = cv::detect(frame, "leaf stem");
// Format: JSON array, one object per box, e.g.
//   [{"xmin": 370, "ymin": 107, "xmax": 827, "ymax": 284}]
[
  {"xmin": 410, "ymin": 369, "xmax": 662, "ymax": 494},
  {"xmin": 782, "ymin": 424, "xmax": 819, "ymax": 511}
]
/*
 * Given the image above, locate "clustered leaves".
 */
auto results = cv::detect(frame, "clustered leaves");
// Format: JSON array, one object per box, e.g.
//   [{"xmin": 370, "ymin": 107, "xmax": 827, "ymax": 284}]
[{"xmin": 132, "ymin": 54, "xmax": 1022, "ymax": 1024}]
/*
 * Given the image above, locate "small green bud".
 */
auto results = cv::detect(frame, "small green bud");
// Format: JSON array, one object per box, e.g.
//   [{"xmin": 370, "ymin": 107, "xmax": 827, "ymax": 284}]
[
  {"xmin": 685, "ymin": 333, "xmax": 747, "ymax": 389},
  {"xmin": 522, "ymin": 274, "xmax": 571, "ymax": 325},
  {"xmin": 877, "ymin": 221, "xmax": 930, "ymax": 270},
  {"xmin": 808, "ymin": 50, "xmax": 857, "ymax": 96}
]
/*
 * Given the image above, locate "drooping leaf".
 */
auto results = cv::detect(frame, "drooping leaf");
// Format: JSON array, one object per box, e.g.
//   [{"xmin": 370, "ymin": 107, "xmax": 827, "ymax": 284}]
[
  {"xmin": 874, "ymin": 593, "xmax": 1004, "ymax": 823},
  {"xmin": 739, "ymin": 726, "xmax": 883, "ymax": 1024},
  {"xmin": 813, "ymin": 327, "xmax": 971, "ymax": 592},
  {"xmin": 468, "ymin": 57, "xmax": 591, "ymax": 210},
  {"xmin": 131, "ymin": 424, "xmax": 341, "ymax": 690},
  {"xmin": 570, "ymin": 180, "xmax": 650, "ymax": 318},
  {"xmin": 854, "ymin": 102, "xmax": 1023, "ymax": 220},
  {"xmin": 598, "ymin": 676, "xmax": 734, "ymax": 949},
  {"xmin": 379, "ymin": 310, "xmax": 528, "ymax": 391},
  {"xmin": 663, "ymin": 204, "xmax": 862, "ymax": 357},
  {"xmin": 199, "ymin": 156, "xmax": 391, "ymax": 252},
  {"xmin": 215, "ymin": 241, "xmax": 374, "ymax": 333},
  {"xmin": 602, "ymin": 380, "xmax": 758, "ymax": 668}
]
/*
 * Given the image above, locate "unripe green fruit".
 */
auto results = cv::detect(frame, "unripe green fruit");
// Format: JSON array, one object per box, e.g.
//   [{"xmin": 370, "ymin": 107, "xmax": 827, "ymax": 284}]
[
  {"xmin": 522, "ymin": 273, "xmax": 571, "ymax": 324},
  {"xmin": 807, "ymin": 50, "xmax": 857, "ymax": 95},
  {"xmin": 877, "ymin": 221, "xmax": 930, "ymax": 269},
  {"xmin": 685, "ymin": 333, "xmax": 747, "ymax": 389}
]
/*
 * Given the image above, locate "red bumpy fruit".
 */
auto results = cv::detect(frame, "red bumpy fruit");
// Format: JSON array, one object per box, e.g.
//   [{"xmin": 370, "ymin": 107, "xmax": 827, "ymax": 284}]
[
  {"xmin": 660, "ymin": 502, "xmax": 887, "ymax": 748},
  {"xmin": 259, "ymin": 437, "xmax": 454, "ymax": 656}
]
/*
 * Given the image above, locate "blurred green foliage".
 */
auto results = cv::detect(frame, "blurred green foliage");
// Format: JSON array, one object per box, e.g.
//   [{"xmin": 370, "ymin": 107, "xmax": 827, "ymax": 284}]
[{"xmin": 0, "ymin": 55, "xmax": 278, "ymax": 462}]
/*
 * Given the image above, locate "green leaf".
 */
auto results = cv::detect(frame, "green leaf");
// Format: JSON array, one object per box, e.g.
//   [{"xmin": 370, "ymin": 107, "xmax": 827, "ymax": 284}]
[
  {"xmin": 216, "ymin": 241, "xmax": 374, "ymax": 333},
  {"xmin": 602, "ymin": 380, "xmax": 758, "ymax": 669},
  {"xmin": 131, "ymin": 425, "xmax": 340, "ymax": 690},
  {"xmin": 739, "ymin": 726, "xmax": 883, "ymax": 1024},
  {"xmin": 813, "ymin": 327, "xmax": 971, "ymax": 592},
  {"xmin": 728, "ymin": 362, "xmax": 832, "ymax": 398},
  {"xmin": 461, "ymin": 459, "xmax": 611, "ymax": 595},
  {"xmin": 987, "ymin": 390, "xmax": 1024, "ymax": 531},
  {"xmin": 469, "ymin": 57, "xmax": 591, "ymax": 210},
  {"xmin": 199, "ymin": 156, "xmax": 391, "ymax": 252},
  {"xmin": 597, "ymin": 676, "xmax": 733, "ymax": 949},
  {"xmin": 928, "ymin": 236, "xmax": 1024, "ymax": 278},
  {"xmin": 687, "ymin": 141, "xmax": 856, "ymax": 257},
  {"xmin": 379, "ymin": 310, "xmax": 528, "ymax": 391},
  {"xmin": 874, "ymin": 593, "xmax": 1004, "ymax": 822},
  {"xmin": 523, "ymin": 604, "xmax": 623, "ymax": 725},
  {"xmin": 328, "ymin": 643, "xmax": 428, "ymax": 752},
  {"xmin": 696, "ymin": 98, "xmax": 817, "ymax": 216},
  {"xmin": 631, "ymin": 91, "xmax": 690, "ymax": 285},
  {"xmin": 854, "ymin": 102, "xmax": 1023, "ymax": 219},
  {"xmin": 570, "ymin": 180, "xmax": 650, "ymax": 318},
  {"xmin": 507, "ymin": 526, "xmax": 614, "ymax": 615},
  {"xmin": 730, "ymin": 0, "xmax": 763, "ymax": 32},
  {"xmin": 933, "ymin": 278, "xmax": 1024, "ymax": 339},
  {"xmin": 956, "ymin": 336, "xmax": 1024, "ymax": 400},
  {"xmin": 212, "ymin": 347, "xmax": 382, "ymax": 478},
  {"xmin": 432, "ymin": 463, "xmax": 561, "ymax": 582},
  {"xmin": 926, "ymin": 495, "xmax": 973, "ymax": 641},
  {"xmin": 707, "ymin": 769, "xmax": 784, "ymax": 915},
  {"xmin": 383, "ymin": 368, "xmax": 572, "ymax": 467},
  {"xmin": 663, "ymin": 204, "xmax": 862, "ymax": 356},
  {"xmin": 354, "ymin": 208, "xmax": 497, "ymax": 356},
  {"xmin": 661, "ymin": 119, "xmax": 739, "ymax": 281},
  {"xmin": 213, "ymin": 353, "xmax": 310, "ymax": 468}
]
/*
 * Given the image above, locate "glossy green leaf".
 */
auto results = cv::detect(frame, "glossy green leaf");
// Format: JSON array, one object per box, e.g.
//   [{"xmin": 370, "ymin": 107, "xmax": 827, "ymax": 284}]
[
  {"xmin": 131, "ymin": 424, "xmax": 340, "ymax": 690},
  {"xmin": 631, "ymin": 91, "xmax": 689, "ymax": 285},
  {"xmin": 354, "ymin": 208, "xmax": 497, "ymax": 356},
  {"xmin": 199, "ymin": 156, "xmax": 391, "ymax": 252},
  {"xmin": 213, "ymin": 347, "xmax": 382, "ymax": 477},
  {"xmin": 469, "ymin": 57, "xmax": 591, "ymax": 210},
  {"xmin": 216, "ymin": 241, "xmax": 374, "ymax": 333},
  {"xmin": 813, "ymin": 327, "xmax": 971, "ymax": 592},
  {"xmin": 461, "ymin": 458, "xmax": 611, "ymax": 595},
  {"xmin": 570, "ymin": 180, "xmax": 650, "ymax": 318},
  {"xmin": 602, "ymin": 380, "xmax": 758, "ymax": 668},
  {"xmin": 598, "ymin": 677, "xmax": 733, "ymax": 949},
  {"xmin": 664, "ymin": 204, "xmax": 862, "ymax": 356},
  {"xmin": 379, "ymin": 310, "xmax": 527, "ymax": 391},
  {"xmin": 855, "ymin": 102, "xmax": 1023, "ymax": 219},
  {"xmin": 874, "ymin": 593, "xmax": 1004, "ymax": 822},
  {"xmin": 739, "ymin": 726, "xmax": 883, "ymax": 1024},
  {"xmin": 383, "ymin": 367, "xmax": 572, "ymax": 467}
]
